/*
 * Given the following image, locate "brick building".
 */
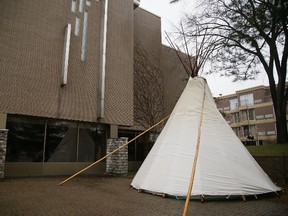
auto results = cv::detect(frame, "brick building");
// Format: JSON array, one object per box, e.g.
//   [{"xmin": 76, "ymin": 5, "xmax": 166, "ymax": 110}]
[
  {"xmin": 0, "ymin": 0, "xmax": 187, "ymax": 176},
  {"xmin": 215, "ymin": 83, "xmax": 288, "ymax": 145}
]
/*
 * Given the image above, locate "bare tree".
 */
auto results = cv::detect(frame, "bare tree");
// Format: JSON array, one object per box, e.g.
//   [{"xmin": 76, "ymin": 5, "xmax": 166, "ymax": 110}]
[
  {"xmin": 134, "ymin": 41, "xmax": 164, "ymax": 154},
  {"xmin": 170, "ymin": 0, "xmax": 288, "ymax": 143}
]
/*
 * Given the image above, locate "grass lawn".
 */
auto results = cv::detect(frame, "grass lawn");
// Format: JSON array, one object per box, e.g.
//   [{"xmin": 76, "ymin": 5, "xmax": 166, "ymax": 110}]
[{"xmin": 246, "ymin": 144, "xmax": 288, "ymax": 156}]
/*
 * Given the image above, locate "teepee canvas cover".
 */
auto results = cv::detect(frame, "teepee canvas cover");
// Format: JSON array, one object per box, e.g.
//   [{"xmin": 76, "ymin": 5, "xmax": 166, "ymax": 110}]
[{"xmin": 131, "ymin": 77, "xmax": 280, "ymax": 197}]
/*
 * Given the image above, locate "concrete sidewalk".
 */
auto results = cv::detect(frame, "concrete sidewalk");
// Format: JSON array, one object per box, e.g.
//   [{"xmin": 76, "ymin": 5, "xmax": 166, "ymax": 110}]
[{"xmin": 0, "ymin": 176, "xmax": 287, "ymax": 216}]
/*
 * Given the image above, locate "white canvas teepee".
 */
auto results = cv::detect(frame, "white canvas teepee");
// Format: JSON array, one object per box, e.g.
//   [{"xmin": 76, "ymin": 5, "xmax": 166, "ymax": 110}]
[{"xmin": 131, "ymin": 77, "xmax": 280, "ymax": 198}]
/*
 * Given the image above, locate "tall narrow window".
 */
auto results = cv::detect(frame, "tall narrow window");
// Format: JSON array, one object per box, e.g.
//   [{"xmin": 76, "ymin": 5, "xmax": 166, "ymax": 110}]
[
  {"xmin": 79, "ymin": 0, "xmax": 84, "ymax": 13},
  {"xmin": 240, "ymin": 110, "xmax": 247, "ymax": 121},
  {"xmin": 81, "ymin": 11, "xmax": 89, "ymax": 62},
  {"xmin": 248, "ymin": 109, "xmax": 255, "ymax": 120},
  {"xmin": 71, "ymin": 0, "xmax": 77, "ymax": 13},
  {"xmin": 243, "ymin": 125, "xmax": 250, "ymax": 137},
  {"xmin": 232, "ymin": 112, "xmax": 240, "ymax": 123},
  {"xmin": 75, "ymin": 16, "xmax": 80, "ymax": 36}
]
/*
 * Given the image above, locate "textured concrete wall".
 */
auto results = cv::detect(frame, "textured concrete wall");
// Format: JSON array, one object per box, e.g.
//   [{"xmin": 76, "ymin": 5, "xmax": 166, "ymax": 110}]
[
  {"xmin": 106, "ymin": 137, "xmax": 128, "ymax": 175},
  {"xmin": 0, "ymin": 113, "xmax": 7, "ymax": 129},
  {"xmin": 0, "ymin": 129, "xmax": 8, "ymax": 179},
  {"xmin": 0, "ymin": 0, "xmax": 134, "ymax": 126},
  {"xmin": 160, "ymin": 46, "xmax": 188, "ymax": 116}
]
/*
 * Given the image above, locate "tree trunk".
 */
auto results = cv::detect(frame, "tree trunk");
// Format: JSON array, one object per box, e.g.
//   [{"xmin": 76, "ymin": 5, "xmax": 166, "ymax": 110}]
[
  {"xmin": 275, "ymin": 99, "xmax": 288, "ymax": 144},
  {"xmin": 266, "ymin": 64, "xmax": 287, "ymax": 144}
]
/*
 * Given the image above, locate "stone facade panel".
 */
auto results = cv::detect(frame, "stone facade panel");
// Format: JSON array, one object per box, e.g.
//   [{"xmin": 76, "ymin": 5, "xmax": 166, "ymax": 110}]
[
  {"xmin": 0, "ymin": 129, "xmax": 8, "ymax": 179},
  {"xmin": 106, "ymin": 137, "xmax": 128, "ymax": 175}
]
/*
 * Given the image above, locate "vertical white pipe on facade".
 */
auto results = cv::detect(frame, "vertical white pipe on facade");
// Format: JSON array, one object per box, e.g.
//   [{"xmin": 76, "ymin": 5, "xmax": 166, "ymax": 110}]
[
  {"xmin": 98, "ymin": 0, "xmax": 108, "ymax": 119},
  {"xmin": 81, "ymin": 11, "xmax": 89, "ymax": 62},
  {"xmin": 61, "ymin": 23, "xmax": 72, "ymax": 86}
]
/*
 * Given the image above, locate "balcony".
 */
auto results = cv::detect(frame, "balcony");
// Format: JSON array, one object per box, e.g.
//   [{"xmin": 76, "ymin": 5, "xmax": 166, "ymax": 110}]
[
  {"xmin": 267, "ymin": 130, "xmax": 276, "ymax": 135},
  {"xmin": 264, "ymin": 114, "xmax": 274, "ymax": 118},
  {"xmin": 254, "ymin": 99, "xmax": 263, "ymax": 104},
  {"xmin": 256, "ymin": 115, "xmax": 264, "ymax": 119}
]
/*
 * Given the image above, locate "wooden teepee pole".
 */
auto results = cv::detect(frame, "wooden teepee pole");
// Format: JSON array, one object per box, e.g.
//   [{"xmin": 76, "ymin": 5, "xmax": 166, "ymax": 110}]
[
  {"xmin": 59, "ymin": 115, "xmax": 170, "ymax": 186},
  {"xmin": 182, "ymin": 82, "xmax": 207, "ymax": 216}
]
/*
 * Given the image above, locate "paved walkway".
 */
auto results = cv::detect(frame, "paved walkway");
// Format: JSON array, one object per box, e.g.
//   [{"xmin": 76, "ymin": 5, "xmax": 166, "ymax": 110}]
[{"xmin": 0, "ymin": 176, "xmax": 287, "ymax": 216}]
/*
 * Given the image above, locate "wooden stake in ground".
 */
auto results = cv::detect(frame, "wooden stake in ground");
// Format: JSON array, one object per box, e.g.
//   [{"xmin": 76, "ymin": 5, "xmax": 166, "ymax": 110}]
[
  {"xmin": 182, "ymin": 82, "xmax": 206, "ymax": 216},
  {"xmin": 59, "ymin": 115, "xmax": 170, "ymax": 186}
]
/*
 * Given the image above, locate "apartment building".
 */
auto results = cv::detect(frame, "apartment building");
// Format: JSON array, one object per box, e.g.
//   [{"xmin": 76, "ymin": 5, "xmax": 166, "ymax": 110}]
[
  {"xmin": 215, "ymin": 84, "xmax": 288, "ymax": 145},
  {"xmin": 0, "ymin": 0, "xmax": 187, "ymax": 176}
]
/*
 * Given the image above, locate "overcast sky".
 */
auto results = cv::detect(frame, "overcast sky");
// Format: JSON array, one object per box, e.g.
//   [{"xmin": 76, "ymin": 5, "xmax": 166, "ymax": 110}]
[{"xmin": 139, "ymin": 0, "xmax": 270, "ymax": 97}]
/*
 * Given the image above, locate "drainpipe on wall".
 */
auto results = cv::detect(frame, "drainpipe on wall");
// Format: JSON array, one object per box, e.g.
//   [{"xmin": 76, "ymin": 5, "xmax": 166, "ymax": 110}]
[{"xmin": 98, "ymin": 0, "xmax": 109, "ymax": 120}]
